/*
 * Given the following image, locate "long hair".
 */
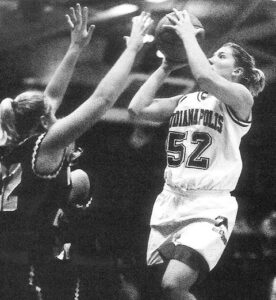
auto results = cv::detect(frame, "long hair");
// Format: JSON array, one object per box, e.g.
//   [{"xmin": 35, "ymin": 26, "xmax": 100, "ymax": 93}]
[
  {"xmin": 223, "ymin": 43, "xmax": 265, "ymax": 97},
  {"xmin": 0, "ymin": 91, "xmax": 49, "ymax": 146}
]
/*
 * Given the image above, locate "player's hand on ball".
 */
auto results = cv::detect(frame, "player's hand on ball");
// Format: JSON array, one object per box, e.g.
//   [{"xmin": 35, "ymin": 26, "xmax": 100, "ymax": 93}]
[
  {"xmin": 124, "ymin": 11, "xmax": 154, "ymax": 52},
  {"xmin": 165, "ymin": 9, "xmax": 204, "ymax": 40}
]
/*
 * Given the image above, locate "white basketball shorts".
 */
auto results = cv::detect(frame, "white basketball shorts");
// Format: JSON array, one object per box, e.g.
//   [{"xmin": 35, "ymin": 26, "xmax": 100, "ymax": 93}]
[{"xmin": 147, "ymin": 185, "xmax": 238, "ymax": 271}]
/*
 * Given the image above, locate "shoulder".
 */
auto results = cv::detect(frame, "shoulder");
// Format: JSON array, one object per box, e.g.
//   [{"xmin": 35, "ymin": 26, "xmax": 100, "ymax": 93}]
[
  {"xmin": 223, "ymin": 104, "xmax": 252, "ymax": 129},
  {"xmin": 227, "ymin": 83, "xmax": 254, "ymax": 122},
  {"xmin": 1, "ymin": 135, "xmax": 40, "ymax": 165},
  {"xmin": 153, "ymin": 94, "xmax": 185, "ymax": 104}
]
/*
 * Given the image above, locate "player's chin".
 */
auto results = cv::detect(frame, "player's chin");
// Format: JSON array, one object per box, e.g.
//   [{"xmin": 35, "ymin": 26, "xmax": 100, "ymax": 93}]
[{"xmin": 212, "ymin": 67, "xmax": 222, "ymax": 76}]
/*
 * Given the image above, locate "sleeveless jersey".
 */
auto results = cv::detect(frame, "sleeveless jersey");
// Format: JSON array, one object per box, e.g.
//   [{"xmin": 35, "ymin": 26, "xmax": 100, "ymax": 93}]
[
  {"xmin": 164, "ymin": 91, "xmax": 251, "ymax": 191},
  {"xmin": 1, "ymin": 133, "xmax": 71, "ymax": 228}
]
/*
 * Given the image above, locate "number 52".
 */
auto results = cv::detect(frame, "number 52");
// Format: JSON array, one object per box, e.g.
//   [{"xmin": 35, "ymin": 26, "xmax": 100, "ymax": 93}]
[{"xmin": 166, "ymin": 131, "xmax": 212, "ymax": 169}]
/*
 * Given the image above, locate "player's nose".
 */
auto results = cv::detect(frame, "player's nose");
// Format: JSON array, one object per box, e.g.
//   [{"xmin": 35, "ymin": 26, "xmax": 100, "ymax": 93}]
[{"xmin": 208, "ymin": 57, "xmax": 214, "ymax": 65}]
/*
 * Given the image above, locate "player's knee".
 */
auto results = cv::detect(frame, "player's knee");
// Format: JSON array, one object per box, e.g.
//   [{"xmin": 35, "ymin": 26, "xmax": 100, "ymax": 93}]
[
  {"xmin": 161, "ymin": 277, "xmax": 197, "ymax": 300},
  {"xmin": 161, "ymin": 264, "xmax": 198, "ymax": 295},
  {"xmin": 161, "ymin": 275, "xmax": 190, "ymax": 294}
]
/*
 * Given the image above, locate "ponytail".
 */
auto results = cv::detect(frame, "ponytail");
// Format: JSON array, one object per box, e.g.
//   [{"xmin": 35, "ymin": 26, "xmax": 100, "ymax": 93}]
[
  {"xmin": 224, "ymin": 43, "xmax": 266, "ymax": 97},
  {"xmin": 1, "ymin": 91, "xmax": 48, "ymax": 147},
  {"xmin": 0, "ymin": 98, "xmax": 19, "ymax": 146},
  {"xmin": 249, "ymin": 68, "xmax": 266, "ymax": 97}
]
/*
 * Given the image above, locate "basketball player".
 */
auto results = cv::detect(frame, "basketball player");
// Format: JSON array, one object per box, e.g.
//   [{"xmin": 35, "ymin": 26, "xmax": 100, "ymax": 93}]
[
  {"xmin": 0, "ymin": 3, "xmax": 93, "ymax": 213},
  {"xmin": 0, "ymin": 4, "xmax": 95, "ymax": 297},
  {"xmin": 0, "ymin": 5, "xmax": 153, "ymax": 298},
  {"xmin": 128, "ymin": 9, "xmax": 265, "ymax": 300}
]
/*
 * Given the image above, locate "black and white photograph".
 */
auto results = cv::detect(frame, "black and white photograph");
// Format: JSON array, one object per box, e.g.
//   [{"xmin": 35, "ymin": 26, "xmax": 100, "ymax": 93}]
[{"xmin": 0, "ymin": 0, "xmax": 275, "ymax": 299}]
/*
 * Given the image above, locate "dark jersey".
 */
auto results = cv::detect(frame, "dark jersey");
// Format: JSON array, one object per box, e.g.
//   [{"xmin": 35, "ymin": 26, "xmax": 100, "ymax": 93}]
[{"xmin": 1, "ymin": 133, "xmax": 71, "ymax": 232}]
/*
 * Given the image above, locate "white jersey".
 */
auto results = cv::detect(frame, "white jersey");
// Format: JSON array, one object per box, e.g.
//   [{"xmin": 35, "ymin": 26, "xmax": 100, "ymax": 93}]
[{"xmin": 164, "ymin": 91, "xmax": 251, "ymax": 191}]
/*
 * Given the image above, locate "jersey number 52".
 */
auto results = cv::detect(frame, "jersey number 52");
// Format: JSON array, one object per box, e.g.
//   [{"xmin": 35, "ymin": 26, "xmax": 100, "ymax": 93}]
[{"xmin": 166, "ymin": 131, "xmax": 212, "ymax": 169}]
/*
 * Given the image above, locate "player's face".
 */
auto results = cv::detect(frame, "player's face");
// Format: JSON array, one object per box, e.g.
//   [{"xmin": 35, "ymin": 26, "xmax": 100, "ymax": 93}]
[{"xmin": 208, "ymin": 46, "xmax": 237, "ymax": 80}]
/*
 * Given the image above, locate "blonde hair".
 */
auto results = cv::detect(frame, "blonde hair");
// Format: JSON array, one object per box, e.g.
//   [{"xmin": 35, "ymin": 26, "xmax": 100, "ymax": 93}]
[
  {"xmin": 0, "ymin": 91, "xmax": 49, "ymax": 146},
  {"xmin": 0, "ymin": 98, "xmax": 19, "ymax": 146}
]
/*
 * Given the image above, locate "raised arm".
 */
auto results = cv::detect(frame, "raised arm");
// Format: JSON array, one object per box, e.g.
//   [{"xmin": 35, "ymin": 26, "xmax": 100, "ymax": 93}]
[
  {"xmin": 128, "ymin": 59, "xmax": 185, "ymax": 122},
  {"xmin": 44, "ymin": 4, "xmax": 94, "ymax": 115},
  {"xmin": 41, "ymin": 11, "xmax": 153, "ymax": 152},
  {"xmin": 166, "ymin": 9, "xmax": 253, "ymax": 120}
]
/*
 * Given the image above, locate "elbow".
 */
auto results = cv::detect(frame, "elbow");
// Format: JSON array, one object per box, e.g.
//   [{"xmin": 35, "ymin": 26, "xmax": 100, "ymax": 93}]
[
  {"xmin": 94, "ymin": 92, "xmax": 117, "ymax": 110},
  {"xmin": 127, "ymin": 106, "xmax": 139, "ymax": 119}
]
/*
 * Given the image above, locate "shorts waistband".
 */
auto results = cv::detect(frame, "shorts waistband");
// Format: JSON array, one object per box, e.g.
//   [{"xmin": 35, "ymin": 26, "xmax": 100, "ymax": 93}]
[{"xmin": 163, "ymin": 184, "xmax": 231, "ymax": 196}]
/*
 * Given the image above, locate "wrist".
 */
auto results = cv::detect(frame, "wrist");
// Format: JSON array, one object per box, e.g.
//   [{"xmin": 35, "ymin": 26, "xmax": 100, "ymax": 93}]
[
  {"xmin": 125, "ymin": 44, "xmax": 140, "ymax": 54},
  {"xmin": 69, "ymin": 43, "xmax": 83, "ymax": 53},
  {"xmin": 180, "ymin": 31, "xmax": 197, "ymax": 43},
  {"xmin": 160, "ymin": 63, "xmax": 174, "ymax": 74}
]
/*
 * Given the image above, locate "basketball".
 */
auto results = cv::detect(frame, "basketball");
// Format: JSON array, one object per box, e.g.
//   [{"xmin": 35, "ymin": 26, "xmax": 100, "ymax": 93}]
[{"xmin": 155, "ymin": 11, "xmax": 205, "ymax": 62}]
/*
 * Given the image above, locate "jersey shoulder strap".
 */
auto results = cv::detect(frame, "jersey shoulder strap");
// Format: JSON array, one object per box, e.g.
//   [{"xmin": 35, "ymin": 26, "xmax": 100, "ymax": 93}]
[{"xmin": 225, "ymin": 105, "xmax": 252, "ymax": 128}]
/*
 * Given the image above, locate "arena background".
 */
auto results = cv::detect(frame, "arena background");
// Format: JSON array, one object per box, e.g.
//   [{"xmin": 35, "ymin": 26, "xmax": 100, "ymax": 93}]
[{"xmin": 0, "ymin": 0, "xmax": 275, "ymax": 299}]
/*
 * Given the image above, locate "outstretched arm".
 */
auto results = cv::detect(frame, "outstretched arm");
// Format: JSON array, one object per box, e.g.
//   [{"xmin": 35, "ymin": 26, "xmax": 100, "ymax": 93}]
[
  {"xmin": 166, "ymin": 9, "xmax": 253, "ymax": 120},
  {"xmin": 44, "ymin": 3, "xmax": 94, "ymax": 115},
  {"xmin": 41, "ymin": 11, "xmax": 153, "ymax": 152},
  {"xmin": 128, "ymin": 59, "xmax": 185, "ymax": 122}
]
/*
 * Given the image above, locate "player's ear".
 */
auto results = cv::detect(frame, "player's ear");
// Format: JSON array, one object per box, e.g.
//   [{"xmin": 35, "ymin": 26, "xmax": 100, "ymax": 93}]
[
  {"xmin": 40, "ymin": 115, "xmax": 48, "ymax": 130},
  {"xmin": 233, "ymin": 67, "xmax": 244, "ymax": 77},
  {"xmin": 40, "ymin": 115, "xmax": 55, "ymax": 130},
  {"xmin": 232, "ymin": 67, "xmax": 244, "ymax": 81}
]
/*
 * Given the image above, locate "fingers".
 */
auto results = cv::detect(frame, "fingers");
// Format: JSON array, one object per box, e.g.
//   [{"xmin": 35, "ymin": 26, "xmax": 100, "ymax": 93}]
[
  {"xmin": 143, "ymin": 16, "xmax": 154, "ymax": 35},
  {"xmin": 196, "ymin": 27, "xmax": 205, "ymax": 35},
  {"xmin": 68, "ymin": 3, "xmax": 84, "ymax": 30},
  {"xmin": 162, "ymin": 24, "xmax": 175, "ymax": 30},
  {"xmin": 172, "ymin": 8, "xmax": 184, "ymax": 21},
  {"xmin": 67, "ymin": 3, "xmax": 93, "ymax": 33},
  {"xmin": 65, "ymin": 14, "xmax": 74, "ymax": 30},
  {"xmin": 142, "ymin": 11, "xmax": 151, "ymax": 24},
  {"xmin": 166, "ymin": 14, "xmax": 178, "ymax": 25},
  {"xmin": 87, "ymin": 24, "xmax": 95, "ymax": 41},
  {"xmin": 75, "ymin": 3, "xmax": 82, "ymax": 27},
  {"xmin": 69, "ymin": 6, "xmax": 77, "ymax": 24},
  {"xmin": 81, "ymin": 6, "xmax": 88, "ymax": 30},
  {"xmin": 168, "ymin": 9, "xmax": 189, "ymax": 23},
  {"xmin": 67, "ymin": 6, "xmax": 78, "ymax": 29},
  {"xmin": 132, "ymin": 11, "xmax": 153, "ymax": 35},
  {"xmin": 123, "ymin": 36, "xmax": 130, "ymax": 45},
  {"xmin": 182, "ymin": 10, "xmax": 192, "ymax": 24}
]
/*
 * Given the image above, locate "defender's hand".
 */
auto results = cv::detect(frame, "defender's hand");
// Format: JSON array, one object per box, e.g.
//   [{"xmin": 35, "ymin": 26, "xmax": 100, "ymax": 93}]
[
  {"xmin": 125, "ymin": 11, "xmax": 154, "ymax": 52},
  {"xmin": 66, "ymin": 3, "xmax": 95, "ymax": 49}
]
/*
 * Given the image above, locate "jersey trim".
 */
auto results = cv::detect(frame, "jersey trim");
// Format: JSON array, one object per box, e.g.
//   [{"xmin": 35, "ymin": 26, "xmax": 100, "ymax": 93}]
[
  {"xmin": 31, "ymin": 133, "xmax": 67, "ymax": 179},
  {"xmin": 178, "ymin": 95, "xmax": 187, "ymax": 105},
  {"xmin": 226, "ymin": 105, "xmax": 251, "ymax": 127}
]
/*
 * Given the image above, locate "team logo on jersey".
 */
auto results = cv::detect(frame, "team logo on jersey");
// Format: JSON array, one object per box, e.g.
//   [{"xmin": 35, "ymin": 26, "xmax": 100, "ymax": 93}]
[
  {"xmin": 169, "ymin": 108, "xmax": 224, "ymax": 133},
  {"xmin": 197, "ymin": 91, "xmax": 208, "ymax": 101},
  {"xmin": 215, "ymin": 216, "xmax": 228, "ymax": 229},
  {"xmin": 212, "ymin": 216, "xmax": 228, "ymax": 245}
]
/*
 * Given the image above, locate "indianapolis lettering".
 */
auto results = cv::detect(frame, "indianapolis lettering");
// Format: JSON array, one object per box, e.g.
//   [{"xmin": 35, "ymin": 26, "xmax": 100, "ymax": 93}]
[{"xmin": 169, "ymin": 109, "xmax": 224, "ymax": 133}]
